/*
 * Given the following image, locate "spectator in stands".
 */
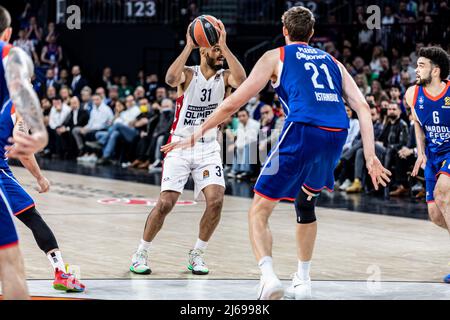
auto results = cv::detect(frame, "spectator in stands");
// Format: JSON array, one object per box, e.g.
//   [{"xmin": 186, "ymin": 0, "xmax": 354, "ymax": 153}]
[
  {"xmin": 370, "ymin": 45, "xmax": 384, "ymax": 75},
  {"xmin": 43, "ymin": 68, "xmax": 58, "ymax": 93},
  {"xmin": 46, "ymin": 96, "xmax": 71, "ymax": 157},
  {"xmin": 343, "ymin": 105, "xmax": 360, "ymax": 153},
  {"xmin": 390, "ymin": 117, "xmax": 417, "ymax": 197},
  {"xmin": 378, "ymin": 57, "xmax": 392, "ymax": 87},
  {"xmin": 107, "ymin": 85, "xmax": 119, "ymax": 109},
  {"xmin": 145, "ymin": 74, "xmax": 159, "ymax": 101},
  {"xmin": 154, "ymin": 86, "xmax": 167, "ymax": 104},
  {"xmin": 80, "ymin": 86, "xmax": 93, "ymax": 112},
  {"xmin": 95, "ymin": 95, "xmax": 142, "ymax": 165},
  {"xmin": 389, "ymin": 64, "xmax": 401, "ymax": 87},
  {"xmin": 101, "ymin": 67, "xmax": 113, "ymax": 91},
  {"xmin": 71, "ymin": 65, "xmax": 88, "ymax": 98},
  {"xmin": 401, "ymin": 56, "xmax": 416, "ymax": 83},
  {"xmin": 26, "ymin": 16, "xmax": 42, "ymax": 46},
  {"xmin": 258, "ymin": 104, "xmax": 277, "ymax": 161},
  {"xmin": 95, "ymin": 87, "xmax": 110, "ymax": 106},
  {"xmin": 55, "ymin": 96, "xmax": 89, "ymax": 159},
  {"xmin": 146, "ymin": 98, "xmax": 174, "ymax": 171},
  {"xmin": 228, "ymin": 108, "xmax": 260, "ymax": 179},
  {"xmin": 44, "ymin": 21, "xmax": 57, "ymax": 43},
  {"xmin": 40, "ymin": 34, "xmax": 63, "ymax": 70},
  {"xmin": 46, "ymin": 85, "xmax": 57, "ymax": 100},
  {"xmin": 59, "ymin": 86, "xmax": 71, "ymax": 105},
  {"xmin": 400, "ymin": 71, "xmax": 411, "ymax": 94},
  {"xmin": 118, "ymin": 75, "xmax": 133, "ymax": 98},
  {"xmin": 57, "ymin": 69, "xmax": 69, "ymax": 87},
  {"xmin": 13, "ymin": 29, "xmax": 39, "ymax": 65},
  {"xmin": 355, "ymin": 73, "xmax": 370, "ymax": 95},
  {"xmin": 73, "ymin": 94, "xmax": 114, "ymax": 159},
  {"xmin": 343, "ymin": 106, "xmax": 384, "ymax": 193},
  {"xmin": 134, "ymin": 86, "xmax": 146, "ymax": 100},
  {"xmin": 136, "ymin": 70, "xmax": 145, "ymax": 87}
]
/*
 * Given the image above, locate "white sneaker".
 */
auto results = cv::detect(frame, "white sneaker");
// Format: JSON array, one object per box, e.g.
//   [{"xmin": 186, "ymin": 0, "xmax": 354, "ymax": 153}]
[
  {"xmin": 86, "ymin": 154, "xmax": 98, "ymax": 163},
  {"xmin": 130, "ymin": 250, "xmax": 152, "ymax": 274},
  {"xmin": 76, "ymin": 154, "xmax": 89, "ymax": 162},
  {"xmin": 284, "ymin": 273, "xmax": 312, "ymax": 300},
  {"xmin": 257, "ymin": 276, "xmax": 284, "ymax": 300},
  {"xmin": 339, "ymin": 179, "xmax": 352, "ymax": 191},
  {"xmin": 188, "ymin": 249, "xmax": 209, "ymax": 275}
]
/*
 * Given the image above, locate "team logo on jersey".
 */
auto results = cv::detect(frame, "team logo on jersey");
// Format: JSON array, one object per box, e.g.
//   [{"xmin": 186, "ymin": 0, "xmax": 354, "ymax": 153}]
[
  {"xmin": 418, "ymin": 96, "xmax": 424, "ymax": 109},
  {"xmin": 443, "ymin": 97, "xmax": 450, "ymax": 108},
  {"xmin": 214, "ymin": 73, "xmax": 221, "ymax": 81},
  {"xmin": 203, "ymin": 170, "xmax": 210, "ymax": 179}
]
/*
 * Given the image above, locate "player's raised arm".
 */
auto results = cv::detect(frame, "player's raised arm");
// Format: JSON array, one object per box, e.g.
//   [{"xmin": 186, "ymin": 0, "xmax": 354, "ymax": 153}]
[
  {"xmin": 165, "ymin": 24, "xmax": 196, "ymax": 88},
  {"xmin": 404, "ymin": 85, "xmax": 427, "ymax": 176},
  {"xmin": 215, "ymin": 20, "xmax": 246, "ymax": 88},
  {"xmin": 339, "ymin": 61, "xmax": 391, "ymax": 189},
  {"xmin": 161, "ymin": 49, "xmax": 278, "ymax": 152},
  {"xmin": 4, "ymin": 46, "xmax": 47, "ymax": 158}
]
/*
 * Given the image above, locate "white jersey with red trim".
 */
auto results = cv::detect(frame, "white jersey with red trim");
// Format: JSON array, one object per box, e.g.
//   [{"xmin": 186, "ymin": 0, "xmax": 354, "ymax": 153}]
[{"xmin": 171, "ymin": 65, "xmax": 225, "ymax": 146}]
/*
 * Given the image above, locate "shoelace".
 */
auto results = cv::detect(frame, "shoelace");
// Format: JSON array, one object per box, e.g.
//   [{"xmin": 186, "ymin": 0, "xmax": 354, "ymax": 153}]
[
  {"xmin": 135, "ymin": 251, "xmax": 148, "ymax": 265},
  {"xmin": 190, "ymin": 250, "xmax": 206, "ymax": 267}
]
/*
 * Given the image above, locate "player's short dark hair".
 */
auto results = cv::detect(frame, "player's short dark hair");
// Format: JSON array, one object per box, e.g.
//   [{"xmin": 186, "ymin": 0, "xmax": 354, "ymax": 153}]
[
  {"xmin": 0, "ymin": 5, "xmax": 11, "ymax": 35},
  {"xmin": 419, "ymin": 46, "xmax": 450, "ymax": 80},
  {"xmin": 282, "ymin": 6, "xmax": 315, "ymax": 42}
]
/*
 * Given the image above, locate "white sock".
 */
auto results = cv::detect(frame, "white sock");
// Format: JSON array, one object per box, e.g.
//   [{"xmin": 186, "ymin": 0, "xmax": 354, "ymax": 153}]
[
  {"xmin": 194, "ymin": 238, "xmax": 208, "ymax": 251},
  {"xmin": 47, "ymin": 250, "xmax": 65, "ymax": 272},
  {"xmin": 298, "ymin": 260, "xmax": 311, "ymax": 281},
  {"xmin": 137, "ymin": 239, "xmax": 152, "ymax": 253},
  {"xmin": 258, "ymin": 256, "xmax": 277, "ymax": 280}
]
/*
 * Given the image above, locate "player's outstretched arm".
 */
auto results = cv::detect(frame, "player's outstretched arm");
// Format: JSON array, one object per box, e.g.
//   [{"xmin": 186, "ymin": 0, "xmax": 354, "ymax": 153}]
[
  {"xmin": 404, "ymin": 86, "xmax": 427, "ymax": 176},
  {"xmin": 161, "ymin": 49, "xmax": 278, "ymax": 153},
  {"xmin": 339, "ymin": 62, "xmax": 391, "ymax": 189},
  {"xmin": 4, "ymin": 47, "xmax": 48, "ymax": 158}
]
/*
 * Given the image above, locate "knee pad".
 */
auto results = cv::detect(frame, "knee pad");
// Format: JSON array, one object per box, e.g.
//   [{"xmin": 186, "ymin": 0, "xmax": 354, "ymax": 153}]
[
  {"xmin": 15, "ymin": 207, "xmax": 58, "ymax": 253},
  {"xmin": 294, "ymin": 186, "xmax": 319, "ymax": 224}
]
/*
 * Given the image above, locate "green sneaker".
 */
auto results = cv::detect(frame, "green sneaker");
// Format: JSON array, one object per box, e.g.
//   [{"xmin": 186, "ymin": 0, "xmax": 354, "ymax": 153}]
[
  {"xmin": 130, "ymin": 250, "xmax": 152, "ymax": 274},
  {"xmin": 188, "ymin": 249, "xmax": 209, "ymax": 275}
]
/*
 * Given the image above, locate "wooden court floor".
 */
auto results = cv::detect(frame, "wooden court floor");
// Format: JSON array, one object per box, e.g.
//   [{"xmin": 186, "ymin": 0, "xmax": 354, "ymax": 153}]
[{"xmin": 8, "ymin": 166, "xmax": 450, "ymax": 283}]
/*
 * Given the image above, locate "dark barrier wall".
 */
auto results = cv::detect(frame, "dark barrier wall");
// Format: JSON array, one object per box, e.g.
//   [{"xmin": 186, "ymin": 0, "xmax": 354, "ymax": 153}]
[{"xmin": 58, "ymin": 24, "xmax": 178, "ymax": 86}]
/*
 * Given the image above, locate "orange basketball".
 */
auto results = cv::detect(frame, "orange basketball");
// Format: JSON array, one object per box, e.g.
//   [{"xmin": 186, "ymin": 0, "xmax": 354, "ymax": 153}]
[{"xmin": 189, "ymin": 15, "xmax": 220, "ymax": 48}]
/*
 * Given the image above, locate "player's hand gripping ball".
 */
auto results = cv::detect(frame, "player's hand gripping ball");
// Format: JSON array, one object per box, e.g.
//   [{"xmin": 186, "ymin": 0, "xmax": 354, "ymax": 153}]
[{"xmin": 189, "ymin": 15, "xmax": 220, "ymax": 48}]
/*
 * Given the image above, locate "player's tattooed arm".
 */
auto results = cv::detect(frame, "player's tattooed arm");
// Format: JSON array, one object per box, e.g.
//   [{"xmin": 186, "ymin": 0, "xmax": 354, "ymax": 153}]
[
  {"xmin": 4, "ymin": 47, "xmax": 48, "ymax": 158},
  {"xmin": 5, "ymin": 47, "xmax": 46, "ymax": 134}
]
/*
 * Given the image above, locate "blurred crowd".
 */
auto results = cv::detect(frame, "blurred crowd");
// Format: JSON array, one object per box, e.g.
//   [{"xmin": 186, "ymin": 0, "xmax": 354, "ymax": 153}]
[{"xmin": 11, "ymin": 0, "xmax": 450, "ymax": 201}]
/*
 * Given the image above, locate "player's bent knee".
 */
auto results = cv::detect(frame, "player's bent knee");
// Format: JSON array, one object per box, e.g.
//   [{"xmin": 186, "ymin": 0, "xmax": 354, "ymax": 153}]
[
  {"xmin": 16, "ymin": 207, "xmax": 58, "ymax": 253},
  {"xmin": 428, "ymin": 205, "xmax": 446, "ymax": 227},
  {"xmin": 295, "ymin": 187, "xmax": 319, "ymax": 224},
  {"xmin": 434, "ymin": 185, "xmax": 449, "ymax": 209},
  {"xmin": 206, "ymin": 197, "xmax": 223, "ymax": 212},
  {"xmin": 156, "ymin": 198, "xmax": 175, "ymax": 215}
]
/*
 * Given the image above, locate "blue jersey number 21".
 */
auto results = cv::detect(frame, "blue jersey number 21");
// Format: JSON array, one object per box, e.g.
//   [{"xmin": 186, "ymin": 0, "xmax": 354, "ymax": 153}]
[{"xmin": 304, "ymin": 62, "xmax": 335, "ymax": 90}]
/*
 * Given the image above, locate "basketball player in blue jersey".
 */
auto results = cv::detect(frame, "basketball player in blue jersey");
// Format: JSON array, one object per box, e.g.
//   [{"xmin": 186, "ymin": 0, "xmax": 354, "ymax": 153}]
[
  {"xmin": 0, "ymin": 6, "xmax": 84, "ymax": 299},
  {"xmin": 162, "ymin": 6, "xmax": 391, "ymax": 299},
  {"xmin": 405, "ymin": 46, "xmax": 450, "ymax": 284}
]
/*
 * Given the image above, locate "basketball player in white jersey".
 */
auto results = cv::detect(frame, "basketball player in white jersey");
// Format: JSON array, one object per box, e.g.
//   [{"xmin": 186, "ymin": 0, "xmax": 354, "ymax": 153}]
[{"xmin": 130, "ymin": 21, "xmax": 246, "ymax": 275}]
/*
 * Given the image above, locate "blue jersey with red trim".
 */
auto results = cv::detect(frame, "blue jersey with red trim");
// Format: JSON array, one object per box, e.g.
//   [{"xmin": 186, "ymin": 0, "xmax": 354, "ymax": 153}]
[
  {"xmin": 273, "ymin": 43, "xmax": 348, "ymax": 129},
  {"xmin": 0, "ymin": 41, "xmax": 15, "ymax": 169},
  {"xmin": 413, "ymin": 82, "xmax": 450, "ymax": 157}
]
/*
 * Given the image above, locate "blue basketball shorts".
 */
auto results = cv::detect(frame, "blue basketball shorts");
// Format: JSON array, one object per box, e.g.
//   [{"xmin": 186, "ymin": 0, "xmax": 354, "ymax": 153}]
[
  {"xmin": 254, "ymin": 122, "xmax": 347, "ymax": 201},
  {"xmin": 425, "ymin": 151, "xmax": 450, "ymax": 203}
]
